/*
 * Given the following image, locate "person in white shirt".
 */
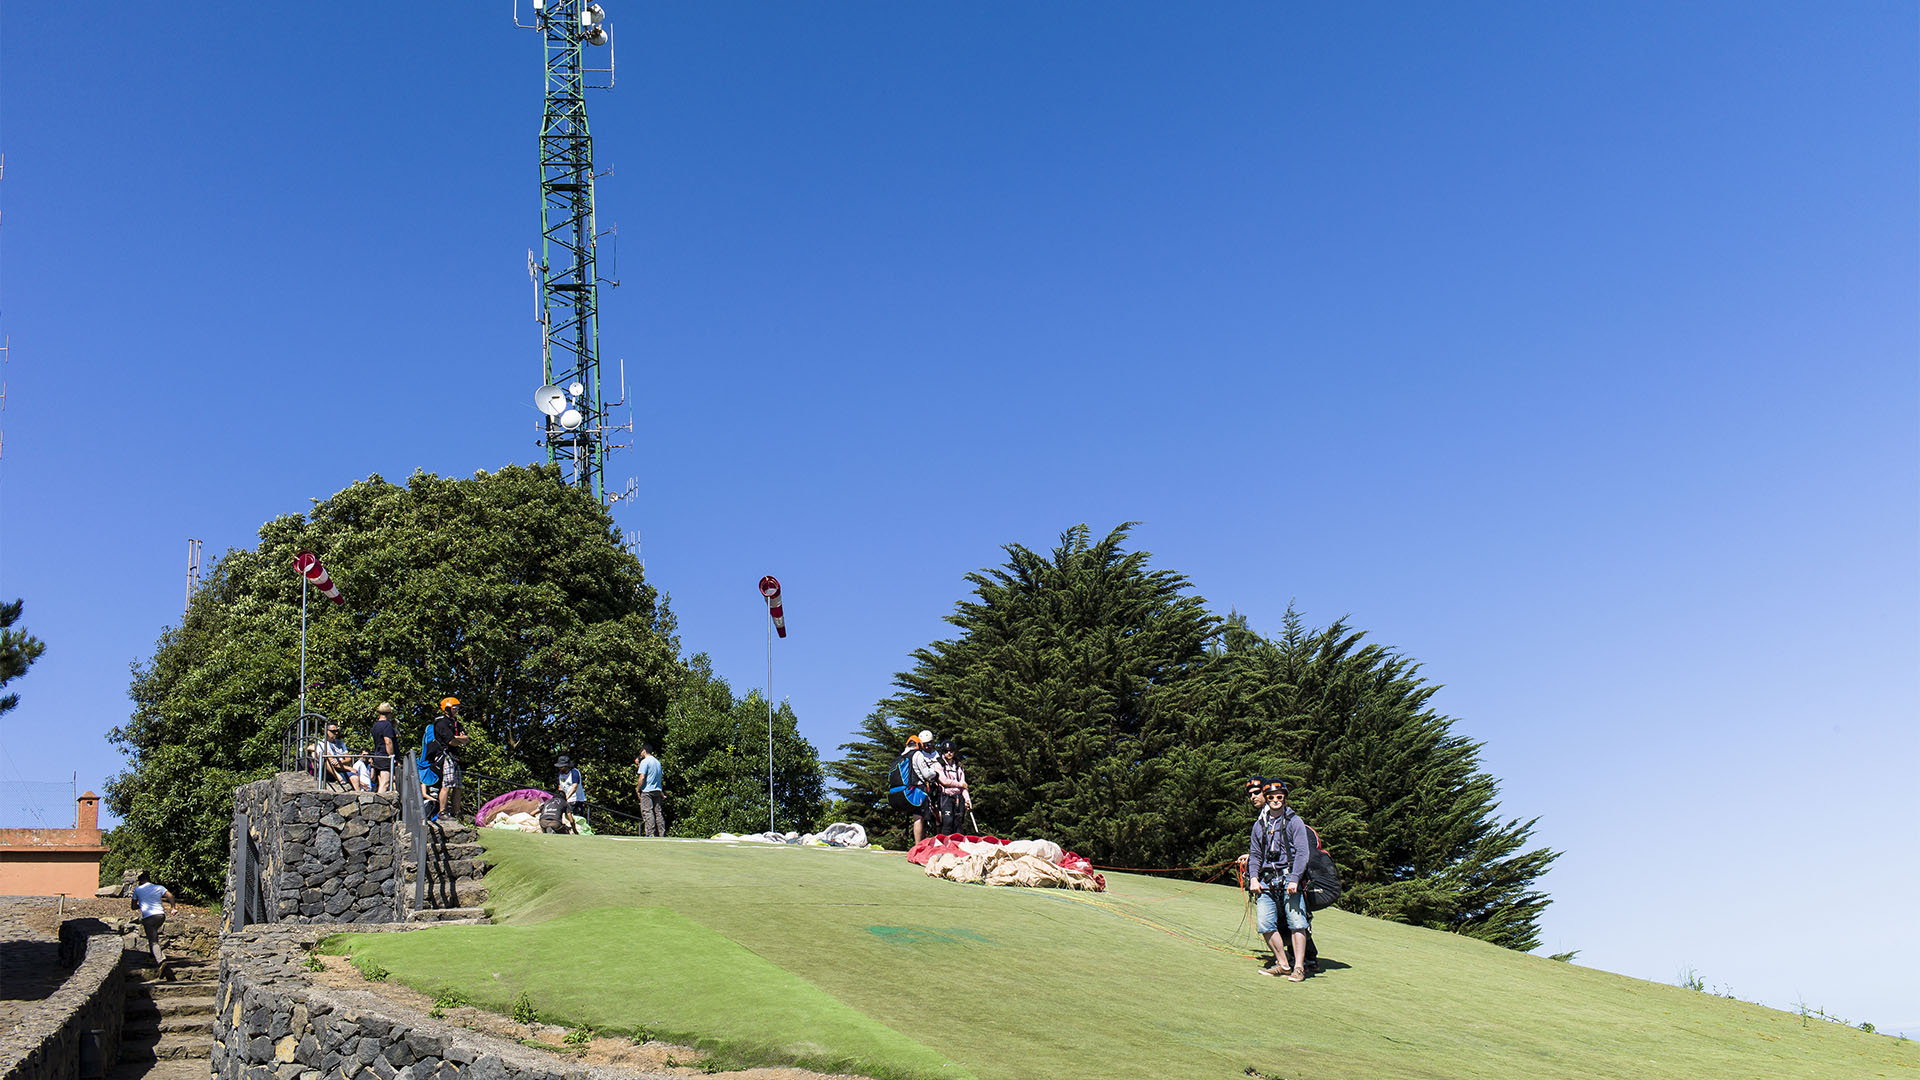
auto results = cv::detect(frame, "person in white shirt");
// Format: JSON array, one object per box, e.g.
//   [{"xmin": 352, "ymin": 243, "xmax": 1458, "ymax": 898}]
[
  {"xmin": 129, "ymin": 871, "xmax": 174, "ymax": 972},
  {"xmin": 556, "ymin": 756, "xmax": 588, "ymax": 827},
  {"xmin": 908, "ymin": 730, "xmax": 940, "ymax": 845}
]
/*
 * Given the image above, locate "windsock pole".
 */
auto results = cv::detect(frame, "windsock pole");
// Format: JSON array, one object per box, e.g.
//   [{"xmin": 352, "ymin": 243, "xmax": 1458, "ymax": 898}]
[{"xmin": 758, "ymin": 575, "xmax": 786, "ymax": 834}]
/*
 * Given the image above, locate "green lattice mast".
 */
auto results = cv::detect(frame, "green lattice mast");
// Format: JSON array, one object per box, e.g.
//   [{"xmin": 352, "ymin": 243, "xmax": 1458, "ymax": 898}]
[{"xmin": 529, "ymin": 0, "xmax": 612, "ymax": 499}]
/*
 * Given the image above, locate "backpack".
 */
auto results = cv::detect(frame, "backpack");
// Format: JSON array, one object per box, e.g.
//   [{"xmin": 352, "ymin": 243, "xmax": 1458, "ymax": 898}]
[
  {"xmin": 886, "ymin": 752, "xmax": 928, "ymax": 813},
  {"xmin": 1297, "ymin": 824, "xmax": 1343, "ymax": 912}
]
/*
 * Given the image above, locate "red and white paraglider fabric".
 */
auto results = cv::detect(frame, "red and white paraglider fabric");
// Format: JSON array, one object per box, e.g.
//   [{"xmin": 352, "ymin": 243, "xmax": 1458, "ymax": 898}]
[
  {"xmin": 295, "ymin": 552, "xmax": 344, "ymax": 605},
  {"xmin": 759, "ymin": 575, "xmax": 787, "ymax": 638},
  {"xmin": 907, "ymin": 833, "xmax": 1106, "ymax": 891}
]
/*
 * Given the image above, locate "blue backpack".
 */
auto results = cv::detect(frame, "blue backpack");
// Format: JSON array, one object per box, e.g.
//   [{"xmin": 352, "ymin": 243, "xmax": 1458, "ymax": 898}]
[{"xmin": 887, "ymin": 752, "xmax": 928, "ymax": 812}]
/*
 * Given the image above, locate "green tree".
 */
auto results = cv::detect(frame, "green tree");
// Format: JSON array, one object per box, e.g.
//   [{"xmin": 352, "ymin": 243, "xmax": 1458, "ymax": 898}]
[
  {"xmin": 0, "ymin": 599, "xmax": 46, "ymax": 719},
  {"xmin": 837, "ymin": 524, "xmax": 1239, "ymax": 865},
  {"xmin": 106, "ymin": 467, "xmax": 684, "ymax": 898},
  {"xmin": 661, "ymin": 655, "xmax": 825, "ymax": 837},
  {"xmin": 1221, "ymin": 607, "xmax": 1560, "ymax": 951}
]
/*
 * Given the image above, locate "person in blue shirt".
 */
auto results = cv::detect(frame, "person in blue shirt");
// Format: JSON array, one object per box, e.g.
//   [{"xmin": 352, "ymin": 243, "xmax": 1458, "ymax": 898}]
[
  {"xmin": 635, "ymin": 744, "xmax": 665, "ymax": 836},
  {"xmin": 556, "ymin": 755, "xmax": 588, "ymax": 826}
]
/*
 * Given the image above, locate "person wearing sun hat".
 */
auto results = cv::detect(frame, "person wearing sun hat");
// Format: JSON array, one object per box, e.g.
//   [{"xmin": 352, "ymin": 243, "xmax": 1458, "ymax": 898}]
[
  {"xmin": 1248, "ymin": 778, "xmax": 1313, "ymax": 981},
  {"xmin": 556, "ymin": 755, "xmax": 588, "ymax": 826}
]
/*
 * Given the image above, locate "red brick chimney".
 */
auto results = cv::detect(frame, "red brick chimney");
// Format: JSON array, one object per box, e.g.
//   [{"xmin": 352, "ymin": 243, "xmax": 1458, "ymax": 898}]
[{"xmin": 77, "ymin": 791, "xmax": 101, "ymax": 836}]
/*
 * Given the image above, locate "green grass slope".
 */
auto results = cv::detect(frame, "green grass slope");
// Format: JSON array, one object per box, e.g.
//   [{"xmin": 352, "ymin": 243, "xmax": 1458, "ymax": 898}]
[{"xmin": 328, "ymin": 833, "xmax": 1914, "ymax": 1080}]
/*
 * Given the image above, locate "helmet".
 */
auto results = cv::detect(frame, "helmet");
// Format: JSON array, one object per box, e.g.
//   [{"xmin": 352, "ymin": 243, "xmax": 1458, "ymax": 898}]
[
  {"xmin": 938, "ymin": 740, "xmax": 955, "ymax": 754},
  {"xmin": 439, "ymin": 697, "xmax": 460, "ymax": 711},
  {"xmin": 917, "ymin": 729, "xmax": 934, "ymax": 746},
  {"xmin": 1262, "ymin": 779, "xmax": 1289, "ymax": 796},
  {"xmin": 1245, "ymin": 776, "xmax": 1266, "ymax": 792}
]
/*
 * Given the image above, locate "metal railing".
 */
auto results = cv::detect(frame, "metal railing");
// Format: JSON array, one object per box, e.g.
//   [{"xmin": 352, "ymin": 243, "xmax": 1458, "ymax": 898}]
[{"xmin": 277, "ymin": 711, "xmax": 334, "ymax": 790}]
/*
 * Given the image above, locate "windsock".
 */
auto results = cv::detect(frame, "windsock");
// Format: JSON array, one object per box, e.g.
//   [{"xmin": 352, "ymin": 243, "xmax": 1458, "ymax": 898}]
[
  {"xmin": 759, "ymin": 575, "xmax": 786, "ymax": 638},
  {"xmin": 295, "ymin": 552, "xmax": 345, "ymax": 605}
]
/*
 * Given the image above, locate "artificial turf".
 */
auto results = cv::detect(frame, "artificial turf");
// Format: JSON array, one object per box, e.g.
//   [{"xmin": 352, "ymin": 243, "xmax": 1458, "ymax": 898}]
[{"xmin": 326, "ymin": 832, "xmax": 1915, "ymax": 1080}]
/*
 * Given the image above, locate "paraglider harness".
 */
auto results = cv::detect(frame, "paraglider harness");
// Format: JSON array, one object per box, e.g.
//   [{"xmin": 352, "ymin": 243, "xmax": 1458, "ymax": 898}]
[
  {"xmin": 1265, "ymin": 810, "xmax": 1343, "ymax": 912},
  {"xmin": 887, "ymin": 749, "xmax": 931, "ymax": 814}
]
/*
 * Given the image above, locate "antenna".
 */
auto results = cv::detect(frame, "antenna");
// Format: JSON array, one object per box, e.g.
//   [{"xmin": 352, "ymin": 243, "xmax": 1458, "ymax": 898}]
[
  {"xmin": 520, "ymin": 0, "xmax": 622, "ymax": 503},
  {"xmin": 185, "ymin": 539, "xmax": 203, "ymax": 617}
]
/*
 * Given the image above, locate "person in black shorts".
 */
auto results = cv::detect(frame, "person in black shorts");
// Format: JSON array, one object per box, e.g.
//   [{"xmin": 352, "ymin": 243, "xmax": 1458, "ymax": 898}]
[{"xmin": 369, "ymin": 702, "xmax": 399, "ymax": 793}]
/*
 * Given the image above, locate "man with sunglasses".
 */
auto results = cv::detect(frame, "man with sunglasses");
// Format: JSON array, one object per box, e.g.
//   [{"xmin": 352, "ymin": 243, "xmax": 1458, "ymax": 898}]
[{"xmin": 1248, "ymin": 779, "xmax": 1313, "ymax": 981}]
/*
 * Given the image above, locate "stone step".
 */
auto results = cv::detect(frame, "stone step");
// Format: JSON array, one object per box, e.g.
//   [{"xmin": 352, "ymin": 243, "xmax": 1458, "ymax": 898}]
[
  {"xmin": 125, "ymin": 1013, "xmax": 213, "ymax": 1038},
  {"xmin": 130, "ymin": 981, "xmax": 217, "ymax": 1001},
  {"xmin": 127, "ymin": 993, "xmax": 215, "ymax": 1016},
  {"xmin": 406, "ymin": 907, "xmax": 488, "ymax": 923},
  {"xmin": 118, "ymin": 1032, "xmax": 212, "ymax": 1062},
  {"xmin": 107, "ymin": 1058, "xmax": 208, "ymax": 1080}
]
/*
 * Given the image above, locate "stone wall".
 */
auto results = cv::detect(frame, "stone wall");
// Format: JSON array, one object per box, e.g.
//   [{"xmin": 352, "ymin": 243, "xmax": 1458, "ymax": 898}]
[
  {"xmin": 0, "ymin": 918, "xmax": 125, "ymax": 1080},
  {"xmin": 214, "ymin": 926, "xmax": 656, "ymax": 1080},
  {"xmin": 225, "ymin": 775, "xmax": 401, "ymax": 930}
]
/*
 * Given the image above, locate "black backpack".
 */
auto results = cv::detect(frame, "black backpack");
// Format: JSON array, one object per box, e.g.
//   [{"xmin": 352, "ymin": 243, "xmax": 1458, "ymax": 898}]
[
  {"xmin": 886, "ymin": 752, "xmax": 928, "ymax": 813},
  {"xmin": 1296, "ymin": 824, "xmax": 1343, "ymax": 912}
]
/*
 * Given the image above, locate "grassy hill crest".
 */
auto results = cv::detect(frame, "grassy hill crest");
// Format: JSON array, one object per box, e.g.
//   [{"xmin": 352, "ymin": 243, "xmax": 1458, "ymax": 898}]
[{"xmin": 326, "ymin": 833, "xmax": 1912, "ymax": 1080}]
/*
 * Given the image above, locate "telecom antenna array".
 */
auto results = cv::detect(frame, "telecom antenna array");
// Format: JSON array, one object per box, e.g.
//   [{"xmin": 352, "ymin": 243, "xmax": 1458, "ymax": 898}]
[{"xmin": 521, "ymin": 0, "xmax": 617, "ymax": 500}]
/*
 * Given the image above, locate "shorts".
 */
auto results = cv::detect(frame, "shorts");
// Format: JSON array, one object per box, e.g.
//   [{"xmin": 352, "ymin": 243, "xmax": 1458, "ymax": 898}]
[{"xmin": 1255, "ymin": 887, "xmax": 1310, "ymax": 935}]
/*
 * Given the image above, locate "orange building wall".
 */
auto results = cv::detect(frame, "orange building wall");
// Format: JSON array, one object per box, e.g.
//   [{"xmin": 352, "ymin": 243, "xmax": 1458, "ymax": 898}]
[{"xmin": 0, "ymin": 792, "xmax": 108, "ymax": 897}]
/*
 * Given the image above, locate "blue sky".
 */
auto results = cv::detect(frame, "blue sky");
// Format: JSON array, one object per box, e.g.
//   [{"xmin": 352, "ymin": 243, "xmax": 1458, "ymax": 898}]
[{"xmin": 2, "ymin": 0, "xmax": 1914, "ymax": 1036}]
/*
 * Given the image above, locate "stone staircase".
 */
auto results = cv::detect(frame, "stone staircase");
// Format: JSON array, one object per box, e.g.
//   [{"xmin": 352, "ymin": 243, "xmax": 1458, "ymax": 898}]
[
  {"xmin": 112, "ymin": 956, "xmax": 216, "ymax": 1080},
  {"xmin": 398, "ymin": 820, "xmax": 489, "ymax": 924}
]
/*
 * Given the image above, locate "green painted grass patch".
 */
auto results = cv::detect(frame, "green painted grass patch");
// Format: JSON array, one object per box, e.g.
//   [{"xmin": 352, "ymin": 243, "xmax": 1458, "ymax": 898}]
[
  {"xmin": 340, "ymin": 833, "xmax": 1914, "ymax": 1080},
  {"xmin": 323, "ymin": 905, "xmax": 962, "ymax": 1080}
]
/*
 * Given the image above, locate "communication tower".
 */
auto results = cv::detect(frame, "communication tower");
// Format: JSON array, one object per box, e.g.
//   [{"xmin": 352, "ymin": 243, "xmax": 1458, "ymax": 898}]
[{"xmin": 521, "ymin": 1, "xmax": 618, "ymax": 500}]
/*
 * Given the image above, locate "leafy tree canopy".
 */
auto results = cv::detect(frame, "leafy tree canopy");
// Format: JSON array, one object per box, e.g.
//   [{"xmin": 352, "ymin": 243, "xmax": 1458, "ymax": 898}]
[
  {"xmin": 661, "ymin": 654, "xmax": 826, "ymax": 837},
  {"xmin": 831, "ymin": 523, "xmax": 1559, "ymax": 951},
  {"xmin": 0, "ymin": 598, "xmax": 46, "ymax": 719},
  {"xmin": 107, "ymin": 467, "xmax": 687, "ymax": 898}
]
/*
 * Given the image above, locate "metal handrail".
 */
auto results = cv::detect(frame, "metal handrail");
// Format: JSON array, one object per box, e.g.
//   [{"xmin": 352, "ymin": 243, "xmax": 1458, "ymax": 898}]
[{"xmin": 278, "ymin": 711, "xmax": 332, "ymax": 789}]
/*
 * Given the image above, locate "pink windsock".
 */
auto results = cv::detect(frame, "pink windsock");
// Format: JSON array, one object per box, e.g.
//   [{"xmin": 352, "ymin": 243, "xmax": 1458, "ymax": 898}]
[
  {"xmin": 759, "ymin": 575, "xmax": 786, "ymax": 638},
  {"xmin": 295, "ymin": 552, "xmax": 345, "ymax": 605}
]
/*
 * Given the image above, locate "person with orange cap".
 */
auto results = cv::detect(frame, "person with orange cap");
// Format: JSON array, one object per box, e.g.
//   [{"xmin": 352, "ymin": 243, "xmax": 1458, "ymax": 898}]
[
  {"xmin": 420, "ymin": 697, "xmax": 470, "ymax": 821},
  {"xmin": 905, "ymin": 730, "xmax": 940, "ymax": 845}
]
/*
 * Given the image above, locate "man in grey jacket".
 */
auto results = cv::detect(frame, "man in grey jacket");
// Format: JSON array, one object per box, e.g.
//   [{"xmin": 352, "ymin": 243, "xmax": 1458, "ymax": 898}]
[{"xmin": 1248, "ymin": 779, "xmax": 1312, "ymax": 981}]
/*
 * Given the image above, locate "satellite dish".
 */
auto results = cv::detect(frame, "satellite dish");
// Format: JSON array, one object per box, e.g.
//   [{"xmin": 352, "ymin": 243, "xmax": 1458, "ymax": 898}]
[
  {"xmin": 534, "ymin": 385, "xmax": 567, "ymax": 416},
  {"xmin": 559, "ymin": 408, "xmax": 583, "ymax": 430},
  {"xmin": 568, "ymin": 381, "xmax": 586, "ymax": 397},
  {"xmin": 587, "ymin": 26, "xmax": 609, "ymax": 46}
]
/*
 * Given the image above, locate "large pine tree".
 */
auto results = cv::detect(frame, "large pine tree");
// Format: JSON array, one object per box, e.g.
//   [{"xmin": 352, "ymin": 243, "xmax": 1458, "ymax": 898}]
[
  {"xmin": 1220, "ymin": 608, "xmax": 1560, "ymax": 951},
  {"xmin": 831, "ymin": 526, "xmax": 1560, "ymax": 951},
  {"xmin": 833, "ymin": 524, "xmax": 1242, "ymax": 865}
]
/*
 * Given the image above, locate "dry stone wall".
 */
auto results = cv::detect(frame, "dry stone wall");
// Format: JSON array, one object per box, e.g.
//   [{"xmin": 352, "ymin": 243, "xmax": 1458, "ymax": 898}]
[
  {"xmin": 0, "ymin": 916, "xmax": 125, "ymax": 1080},
  {"xmin": 214, "ymin": 926, "xmax": 661, "ymax": 1080},
  {"xmin": 226, "ymin": 775, "xmax": 401, "ymax": 928}
]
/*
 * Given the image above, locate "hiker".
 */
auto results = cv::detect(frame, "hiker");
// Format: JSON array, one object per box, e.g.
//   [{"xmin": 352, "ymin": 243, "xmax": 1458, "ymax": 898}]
[
  {"xmin": 556, "ymin": 755, "xmax": 589, "ymax": 826},
  {"xmin": 421, "ymin": 697, "xmax": 470, "ymax": 821},
  {"xmin": 369, "ymin": 702, "xmax": 400, "ymax": 793},
  {"xmin": 538, "ymin": 791, "xmax": 577, "ymax": 834},
  {"xmin": 907, "ymin": 731, "xmax": 940, "ymax": 845},
  {"xmin": 635, "ymin": 744, "xmax": 665, "ymax": 836},
  {"xmin": 129, "ymin": 871, "xmax": 174, "ymax": 974},
  {"xmin": 1249, "ymin": 779, "xmax": 1313, "ymax": 981},
  {"xmin": 933, "ymin": 741, "xmax": 973, "ymax": 835}
]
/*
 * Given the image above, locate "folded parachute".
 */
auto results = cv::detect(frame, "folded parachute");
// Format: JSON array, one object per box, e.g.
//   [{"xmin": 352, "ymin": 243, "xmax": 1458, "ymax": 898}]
[{"xmin": 907, "ymin": 833, "xmax": 1106, "ymax": 892}]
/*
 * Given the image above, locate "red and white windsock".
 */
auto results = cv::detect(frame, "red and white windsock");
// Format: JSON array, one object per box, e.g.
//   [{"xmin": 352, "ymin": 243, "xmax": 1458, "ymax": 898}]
[
  {"xmin": 759, "ymin": 575, "xmax": 786, "ymax": 638},
  {"xmin": 295, "ymin": 552, "xmax": 345, "ymax": 605}
]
